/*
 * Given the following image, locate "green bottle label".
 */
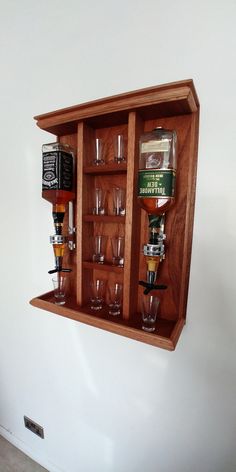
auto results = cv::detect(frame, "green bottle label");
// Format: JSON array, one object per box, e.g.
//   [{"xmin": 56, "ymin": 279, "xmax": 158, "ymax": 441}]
[{"xmin": 138, "ymin": 169, "xmax": 175, "ymax": 198}]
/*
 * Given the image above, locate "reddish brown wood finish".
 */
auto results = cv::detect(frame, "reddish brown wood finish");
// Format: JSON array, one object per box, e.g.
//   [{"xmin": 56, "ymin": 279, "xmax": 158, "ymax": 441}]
[
  {"xmin": 30, "ymin": 291, "xmax": 182, "ymax": 350},
  {"xmin": 30, "ymin": 80, "xmax": 200, "ymax": 351},
  {"xmin": 34, "ymin": 80, "xmax": 198, "ymax": 135}
]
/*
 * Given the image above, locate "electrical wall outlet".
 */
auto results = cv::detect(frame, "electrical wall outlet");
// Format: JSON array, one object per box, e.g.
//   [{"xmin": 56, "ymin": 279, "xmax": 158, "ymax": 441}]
[{"xmin": 24, "ymin": 416, "xmax": 44, "ymax": 439}]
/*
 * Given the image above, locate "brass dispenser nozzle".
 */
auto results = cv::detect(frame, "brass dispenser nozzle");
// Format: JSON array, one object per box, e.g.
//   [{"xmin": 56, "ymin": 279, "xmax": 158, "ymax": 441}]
[
  {"xmin": 48, "ymin": 204, "xmax": 72, "ymax": 275},
  {"xmin": 139, "ymin": 214, "xmax": 167, "ymax": 294}
]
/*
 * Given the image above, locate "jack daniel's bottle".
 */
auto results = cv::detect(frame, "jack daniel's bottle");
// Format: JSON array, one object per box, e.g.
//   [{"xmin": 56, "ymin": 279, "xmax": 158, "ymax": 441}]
[
  {"xmin": 138, "ymin": 127, "xmax": 177, "ymax": 215},
  {"xmin": 42, "ymin": 142, "xmax": 75, "ymax": 206},
  {"xmin": 42, "ymin": 142, "xmax": 75, "ymax": 233},
  {"xmin": 42, "ymin": 142, "xmax": 75, "ymax": 273}
]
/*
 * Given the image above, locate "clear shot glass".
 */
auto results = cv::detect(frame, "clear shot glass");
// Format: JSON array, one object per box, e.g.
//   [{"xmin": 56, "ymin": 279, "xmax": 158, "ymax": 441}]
[
  {"xmin": 92, "ymin": 235, "xmax": 108, "ymax": 264},
  {"xmin": 108, "ymin": 283, "xmax": 123, "ymax": 316},
  {"xmin": 93, "ymin": 138, "xmax": 105, "ymax": 166},
  {"xmin": 141, "ymin": 294, "xmax": 160, "ymax": 332},
  {"xmin": 92, "ymin": 187, "xmax": 106, "ymax": 215},
  {"xmin": 114, "ymin": 134, "xmax": 126, "ymax": 163},
  {"xmin": 89, "ymin": 279, "xmax": 106, "ymax": 311},
  {"xmin": 111, "ymin": 236, "xmax": 124, "ymax": 267},
  {"xmin": 52, "ymin": 275, "xmax": 67, "ymax": 305},
  {"xmin": 112, "ymin": 187, "xmax": 126, "ymax": 216}
]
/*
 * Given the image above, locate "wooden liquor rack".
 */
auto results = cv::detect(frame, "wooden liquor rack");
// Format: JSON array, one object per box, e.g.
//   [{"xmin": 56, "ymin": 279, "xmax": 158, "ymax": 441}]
[{"xmin": 30, "ymin": 80, "xmax": 200, "ymax": 351}]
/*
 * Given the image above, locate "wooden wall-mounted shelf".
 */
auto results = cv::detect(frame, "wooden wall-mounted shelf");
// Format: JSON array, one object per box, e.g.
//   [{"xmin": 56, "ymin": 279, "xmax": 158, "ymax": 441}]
[{"xmin": 30, "ymin": 80, "xmax": 199, "ymax": 351}]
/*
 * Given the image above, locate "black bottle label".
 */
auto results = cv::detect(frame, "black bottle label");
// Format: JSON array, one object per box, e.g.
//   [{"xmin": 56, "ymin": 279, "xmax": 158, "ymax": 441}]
[{"xmin": 42, "ymin": 151, "xmax": 73, "ymax": 191}]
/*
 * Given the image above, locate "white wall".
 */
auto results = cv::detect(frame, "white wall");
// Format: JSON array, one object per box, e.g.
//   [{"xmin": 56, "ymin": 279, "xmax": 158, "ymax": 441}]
[{"xmin": 0, "ymin": 1, "xmax": 236, "ymax": 471}]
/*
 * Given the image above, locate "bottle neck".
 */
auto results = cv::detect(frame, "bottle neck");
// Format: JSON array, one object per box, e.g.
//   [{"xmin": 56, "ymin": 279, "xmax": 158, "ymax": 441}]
[
  {"xmin": 52, "ymin": 203, "xmax": 66, "ymax": 235},
  {"xmin": 148, "ymin": 214, "xmax": 165, "ymax": 244}
]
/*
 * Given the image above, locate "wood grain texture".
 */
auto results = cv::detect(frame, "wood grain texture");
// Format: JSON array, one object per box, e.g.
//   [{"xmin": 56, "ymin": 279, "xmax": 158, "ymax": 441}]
[
  {"xmin": 34, "ymin": 80, "xmax": 199, "ymax": 136},
  {"xmin": 84, "ymin": 162, "xmax": 127, "ymax": 174},
  {"xmin": 122, "ymin": 111, "xmax": 143, "ymax": 319},
  {"xmin": 31, "ymin": 80, "xmax": 200, "ymax": 350},
  {"xmin": 177, "ymin": 111, "xmax": 200, "ymax": 320},
  {"xmin": 76, "ymin": 122, "xmax": 95, "ymax": 304},
  {"xmin": 83, "ymin": 215, "xmax": 125, "ymax": 224},
  {"xmin": 30, "ymin": 292, "xmax": 178, "ymax": 350},
  {"xmin": 58, "ymin": 133, "xmax": 78, "ymax": 295},
  {"xmin": 82, "ymin": 261, "xmax": 124, "ymax": 273}
]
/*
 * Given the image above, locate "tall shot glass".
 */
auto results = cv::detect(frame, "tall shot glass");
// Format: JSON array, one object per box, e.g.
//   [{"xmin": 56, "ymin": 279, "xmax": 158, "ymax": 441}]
[
  {"xmin": 93, "ymin": 138, "xmax": 105, "ymax": 166},
  {"xmin": 108, "ymin": 283, "xmax": 123, "ymax": 316},
  {"xmin": 114, "ymin": 134, "xmax": 126, "ymax": 163},
  {"xmin": 89, "ymin": 279, "xmax": 106, "ymax": 311},
  {"xmin": 92, "ymin": 235, "xmax": 108, "ymax": 264},
  {"xmin": 111, "ymin": 236, "xmax": 124, "ymax": 267},
  {"xmin": 141, "ymin": 294, "xmax": 160, "ymax": 332},
  {"xmin": 52, "ymin": 275, "xmax": 68, "ymax": 305},
  {"xmin": 113, "ymin": 187, "xmax": 126, "ymax": 216},
  {"xmin": 92, "ymin": 187, "xmax": 106, "ymax": 215}
]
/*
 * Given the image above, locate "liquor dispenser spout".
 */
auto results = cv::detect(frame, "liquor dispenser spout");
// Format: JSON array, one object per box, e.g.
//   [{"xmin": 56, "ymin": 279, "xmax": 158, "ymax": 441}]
[
  {"xmin": 139, "ymin": 214, "xmax": 167, "ymax": 294},
  {"xmin": 48, "ymin": 202, "xmax": 75, "ymax": 274},
  {"xmin": 48, "ymin": 234, "xmax": 72, "ymax": 275}
]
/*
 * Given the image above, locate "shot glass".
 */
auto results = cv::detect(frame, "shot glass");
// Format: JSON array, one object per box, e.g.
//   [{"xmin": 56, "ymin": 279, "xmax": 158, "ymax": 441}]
[
  {"xmin": 93, "ymin": 138, "xmax": 105, "ymax": 166},
  {"xmin": 141, "ymin": 294, "xmax": 160, "ymax": 332},
  {"xmin": 92, "ymin": 235, "xmax": 108, "ymax": 264},
  {"xmin": 112, "ymin": 187, "xmax": 126, "ymax": 216},
  {"xmin": 111, "ymin": 236, "xmax": 124, "ymax": 267},
  {"xmin": 52, "ymin": 275, "xmax": 67, "ymax": 305},
  {"xmin": 114, "ymin": 134, "xmax": 126, "ymax": 163},
  {"xmin": 108, "ymin": 283, "xmax": 123, "ymax": 316},
  {"xmin": 89, "ymin": 279, "xmax": 106, "ymax": 311},
  {"xmin": 92, "ymin": 187, "xmax": 106, "ymax": 215}
]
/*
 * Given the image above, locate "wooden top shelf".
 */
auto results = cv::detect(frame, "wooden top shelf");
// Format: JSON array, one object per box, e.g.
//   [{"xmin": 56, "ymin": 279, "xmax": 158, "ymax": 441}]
[{"xmin": 34, "ymin": 79, "xmax": 199, "ymax": 135}]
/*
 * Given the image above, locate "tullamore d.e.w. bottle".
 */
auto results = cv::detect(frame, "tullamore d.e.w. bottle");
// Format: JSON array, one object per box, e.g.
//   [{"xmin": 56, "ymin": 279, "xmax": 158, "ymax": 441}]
[{"xmin": 138, "ymin": 127, "xmax": 177, "ymax": 215}]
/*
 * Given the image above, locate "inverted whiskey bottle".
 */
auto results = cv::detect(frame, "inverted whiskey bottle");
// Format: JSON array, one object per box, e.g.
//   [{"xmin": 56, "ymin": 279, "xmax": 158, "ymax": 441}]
[
  {"xmin": 42, "ymin": 142, "xmax": 75, "ymax": 225},
  {"xmin": 42, "ymin": 142, "xmax": 75, "ymax": 273},
  {"xmin": 138, "ymin": 127, "xmax": 177, "ymax": 215}
]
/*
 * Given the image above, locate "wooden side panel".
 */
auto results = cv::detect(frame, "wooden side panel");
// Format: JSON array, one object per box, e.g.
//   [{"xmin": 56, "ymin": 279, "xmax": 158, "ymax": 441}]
[{"xmin": 178, "ymin": 111, "xmax": 199, "ymax": 319}]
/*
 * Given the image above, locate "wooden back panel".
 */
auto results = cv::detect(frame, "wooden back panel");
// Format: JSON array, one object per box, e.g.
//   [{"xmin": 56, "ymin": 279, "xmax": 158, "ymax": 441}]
[{"xmin": 58, "ymin": 110, "xmax": 198, "ymax": 324}]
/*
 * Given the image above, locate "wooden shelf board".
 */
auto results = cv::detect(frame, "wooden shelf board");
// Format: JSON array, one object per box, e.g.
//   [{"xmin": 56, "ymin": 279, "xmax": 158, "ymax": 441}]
[
  {"xmin": 83, "ymin": 215, "xmax": 125, "ymax": 224},
  {"xmin": 34, "ymin": 80, "xmax": 199, "ymax": 135},
  {"xmin": 82, "ymin": 261, "xmax": 124, "ymax": 273},
  {"xmin": 84, "ymin": 162, "xmax": 127, "ymax": 174},
  {"xmin": 30, "ymin": 292, "xmax": 184, "ymax": 350}
]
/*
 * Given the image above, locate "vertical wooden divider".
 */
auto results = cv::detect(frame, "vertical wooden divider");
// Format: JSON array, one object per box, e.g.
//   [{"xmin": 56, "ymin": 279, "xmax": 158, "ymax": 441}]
[
  {"xmin": 76, "ymin": 122, "xmax": 84, "ymax": 305},
  {"xmin": 59, "ymin": 133, "xmax": 78, "ymax": 297},
  {"xmin": 123, "ymin": 112, "xmax": 144, "ymax": 319},
  {"xmin": 76, "ymin": 121, "xmax": 95, "ymax": 305}
]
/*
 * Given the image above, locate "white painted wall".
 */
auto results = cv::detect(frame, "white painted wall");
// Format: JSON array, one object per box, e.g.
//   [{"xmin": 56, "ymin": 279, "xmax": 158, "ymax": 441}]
[{"xmin": 0, "ymin": 1, "xmax": 236, "ymax": 471}]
